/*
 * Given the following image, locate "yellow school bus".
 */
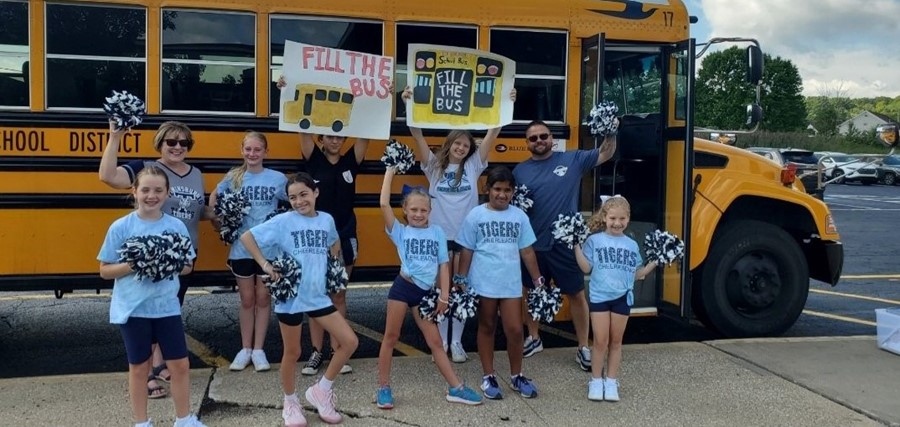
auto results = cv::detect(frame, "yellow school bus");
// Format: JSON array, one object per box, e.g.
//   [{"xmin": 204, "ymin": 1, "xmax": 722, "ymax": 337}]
[
  {"xmin": 0, "ymin": 0, "xmax": 843, "ymax": 337},
  {"xmin": 282, "ymin": 84, "xmax": 354, "ymax": 133}
]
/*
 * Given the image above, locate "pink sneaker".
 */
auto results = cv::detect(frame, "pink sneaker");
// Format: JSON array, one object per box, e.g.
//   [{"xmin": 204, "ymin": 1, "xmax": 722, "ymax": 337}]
[
  {"xmin": 282, "ymin": 396, "xmax": 307, "ymax": 427},
  {"xmin": 305, "ymin": 383, "xmax": 342, "ymax": 424}
]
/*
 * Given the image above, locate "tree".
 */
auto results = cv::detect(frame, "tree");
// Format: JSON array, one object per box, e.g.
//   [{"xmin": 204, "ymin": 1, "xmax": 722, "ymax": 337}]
[
  {"xmin": 696, "ymin": 47, "xmax": 807, "ymax": 131},
  {"xmin": 806, "ymin": 84, "xmax": 853, "ymax": 136}
]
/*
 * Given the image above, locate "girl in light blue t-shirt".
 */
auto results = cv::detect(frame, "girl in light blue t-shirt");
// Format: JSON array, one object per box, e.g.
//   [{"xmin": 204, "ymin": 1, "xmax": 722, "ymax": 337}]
[
  {"xmin": 210, "ymin": 131, "xmax": 288, "ymax": 374},
  {"xmin": 456, "ymin": 166, "xmax": 544, "ymax": 400},
  {"xmin": 373, "ymin": 166, "xmax": 482, "ymax": 409},
  {"xmin": 97, "ymin": 165, "xmax": 204, "ymax": 427},
  {"xmin": 239, "ymin": 172, "xmax": 358, "ymax": 426},
  {"xmin": 574, "ymin": 196, "xmax": 658, "ymax": 403}
]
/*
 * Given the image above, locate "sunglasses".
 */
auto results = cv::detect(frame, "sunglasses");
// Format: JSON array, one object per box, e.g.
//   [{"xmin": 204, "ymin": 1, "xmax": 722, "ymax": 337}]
[
  {"xmin": 163, "ymin": 139, "xmax": 191, "ymax": 148},
  {"xmin": 527, "ymin": 133, "xmax": 551, "ymax": 143}
]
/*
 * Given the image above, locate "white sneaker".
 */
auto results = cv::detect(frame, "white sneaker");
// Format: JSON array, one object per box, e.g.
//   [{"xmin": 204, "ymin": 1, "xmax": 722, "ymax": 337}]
[
  {"xmin": 450, "ymin": 341, "xmax": 468, "ymax": 363},
  {"xmin": 604, "ymin": 378, "xmax": 620, "ymax": 402},
  {"xmin": 251, "ymin": 349, "xmax": 271, "ymax": 372},
  {"xmin": 173, "ymin": 414, "xmax": 208, "ymax": 427},
  {"xmin": 339, "ymin": 364, "xmax": 353, "ymax": 374},
  {"xmin": 229, "ymin": 348, "xmax": 252, "ymax": 371},
  {"xmin": 282, "ymin": 395, "xmax": 308, "ymax": 427},
  {"xmin": 587, "ymin": 379, "xmax": 603, "ymax": 401}
]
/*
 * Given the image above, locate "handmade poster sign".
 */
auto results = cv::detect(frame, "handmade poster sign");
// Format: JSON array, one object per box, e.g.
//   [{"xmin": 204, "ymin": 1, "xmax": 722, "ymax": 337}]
[
  {"xmin": 406, "ymin": 44, "xmax": 515, "ymax": 130},
  {"xmin": 279, "ymin": 40, "xmax": 394, "ymax": 139}
]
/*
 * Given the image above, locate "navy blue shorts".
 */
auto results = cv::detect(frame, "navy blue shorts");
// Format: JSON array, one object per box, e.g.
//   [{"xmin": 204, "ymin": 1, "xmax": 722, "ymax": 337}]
[
  {"xmin": 447, "ymin": 240, "xmax": 462, "ymax": 253},
  {"xmin": 227, "ymin": 258, "xmax": 264, "ymax": 278},
  {"xmin": 119, "ymin": 315, "xmax": 188, "ymax": 365},
  {"xmin": 387, "ymin": 275, "xmax": 429, "ymax": 307},
  {"xmin": 522, "ymin": 244, "xmax": 585, "ymax": 295},
  {"xmin": 589, "ymin": 294, "xmax": 631, "ymax": 316},
  {"xmin": 276, "ymin": 306, "xmax": 338, "ymax": 326}
]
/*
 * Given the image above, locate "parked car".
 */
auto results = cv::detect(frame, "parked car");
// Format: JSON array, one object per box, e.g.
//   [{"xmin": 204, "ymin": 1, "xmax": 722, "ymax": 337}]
[
  {"xmin": 877, "ymin": 154, "xmax": 900, "ymax": 186},
  {"xmin": 813, "ymin": 153, "xmax": 879, "ymax": 185},
  {"xmin": 746, "ymin": 147, "xmax": 821, "ymax": 195}
]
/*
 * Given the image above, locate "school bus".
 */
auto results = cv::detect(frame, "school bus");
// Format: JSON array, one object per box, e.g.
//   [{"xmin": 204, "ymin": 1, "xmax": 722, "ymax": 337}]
[
  {"xmin": 282, "ymin": 84, "xmax": 354, "ymax": 133},
  {"xmin": 0, "ymin": 0, "xmax": 843, "ymax": 337}
]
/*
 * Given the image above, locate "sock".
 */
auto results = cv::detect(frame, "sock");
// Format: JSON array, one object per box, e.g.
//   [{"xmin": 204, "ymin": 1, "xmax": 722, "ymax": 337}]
[
  {"xmin": 452, "ymin": 383, "xmax": 464, "ymax": 391},
  {"xmin": 252, "ymin": 349, "xmax": 264, "ymax": 355},
  {"xmin": 438, "ymin": 317, "xmax": 450, "ymax": 346},
  {"xmin": 451, "ymin": 318, "xmax": 465, "ymax": 344},
  {"xmin": 284, "ymin": 392, "xmax": 299, "ymax": 401},
  {"xmin": 173, "ymin": 415, "xmax": 193, "ymax": 427},
  {"xmin": 319, "ymin": 377, "xmax": 334, "ymax": 391},
  {"xmin": 135, "ymin": 420, "xmax": 152, "ymax": 427},
  {"xmin": 591, "ymin": 377, "xmax": 603, "ymax": 384}
]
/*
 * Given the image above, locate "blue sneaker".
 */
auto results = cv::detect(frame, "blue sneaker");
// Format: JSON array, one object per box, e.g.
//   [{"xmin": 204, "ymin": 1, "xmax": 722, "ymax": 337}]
[
  {"xmin": 446, "ymin": 383, "xmax": 483, "ymax": 405},
  {"xmin": 511, "ymin": 374, "xmax": 538, "ymax": 398},
  {"xmin": 480, "ymin": 375, "xmax": 503, "ymax": 400},
  {"xmin": 376, "ymin": 385, "xmax": 394, "ymax": 409}
]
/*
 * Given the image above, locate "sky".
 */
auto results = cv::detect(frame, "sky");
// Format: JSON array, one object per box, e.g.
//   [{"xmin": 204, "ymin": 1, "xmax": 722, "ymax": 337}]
[{"xmin": 684, "ymin": 0, "xmax": 900, "ymax": 99}]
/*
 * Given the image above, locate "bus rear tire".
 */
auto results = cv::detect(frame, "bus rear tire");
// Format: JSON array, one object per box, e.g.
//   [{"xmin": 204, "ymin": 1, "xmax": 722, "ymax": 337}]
[
  {"xmin": 332, "ymin": 121, "xmax": 343, "ymax": 133},
  {"xmin": 698, "ymin": 220, "xmax": 808, "ymax": 338},
  {"xmin": 299, "ymin": 119, "xmax": 311, "ymax": 129}
]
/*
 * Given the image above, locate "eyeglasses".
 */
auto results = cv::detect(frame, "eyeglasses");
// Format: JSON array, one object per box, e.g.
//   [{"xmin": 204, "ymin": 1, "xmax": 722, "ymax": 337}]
[
  {"xmin": 163, "ymin": 139, "xmax": 191, "ymax": 148},
  {"xmin": 526, "ymin": 133, "xmax": 550, "ymax": 143}
]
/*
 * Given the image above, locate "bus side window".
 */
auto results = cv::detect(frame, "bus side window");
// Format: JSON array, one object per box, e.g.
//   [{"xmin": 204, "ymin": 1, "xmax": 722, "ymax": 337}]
[
  {"xmin": 315, "ymin": 89, "xmax": 327, "ymax": 100},
  {"xmin": 328, "ymin": 90, "xmax": 340, "ymax": 102},
  {"xmin": 341, "ymin": 93, "xmax": 353, "ymax": 104}
]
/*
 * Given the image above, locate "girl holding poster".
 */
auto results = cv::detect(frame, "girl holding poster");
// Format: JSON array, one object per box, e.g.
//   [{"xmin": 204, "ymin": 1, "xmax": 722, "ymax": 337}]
[{"xmin": 401, "ymin": 86, "xmax": 515, "ymax": 363}]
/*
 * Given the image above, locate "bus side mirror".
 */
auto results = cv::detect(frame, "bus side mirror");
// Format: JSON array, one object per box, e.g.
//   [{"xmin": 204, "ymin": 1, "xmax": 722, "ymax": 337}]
[
  {"xmin": 746, "ymin": 103, "xmax": 763, "ymax": 126},
  {"xmin": 876, "ymin": 123, "xmax": 899, "ymax": 148},
  {"xmin": 747, "ymin": 45, "xmax": 763, "ymax": 84}
]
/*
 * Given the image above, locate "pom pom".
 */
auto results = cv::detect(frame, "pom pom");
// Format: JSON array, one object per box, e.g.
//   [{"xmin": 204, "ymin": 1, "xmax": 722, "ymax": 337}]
[
  {"xmin": 417, "ymin": 288, "xmax": 448, "ymax": 323},
  {"xmin": 526, "ymin": 286, "xmax": 562, "ymax": 323},
  {"xmin": 551, "ymin": 212, "xmax": 590, "ymax": 249},
  {"xmin": 588, "ymin": 101, "xmax": 619, "ymax": 137},
  {"xmin": 103, "ymin": 90, "xmax": 146, "ymax": 130},
  {"xmin": 644, "ymin": 230, "xmax": 685, "ymax": 265},
  {"xmin": 264, "ymin": 205, "xmax": 291, "ymax": 221},
  {"xmin": 449, "ymin": 286, "xmax": 479, "ymax": 322},
  {"xmin": 511, "ymin": 184, "xmax": 534, "ymax": 213},
  {"xmin": 117, "ymin": 231, "xmax": 192, "ymax": 282},
  {"xmin": 381, "ymin": 139, "xmax": 416, "ymax": 174},
  {"xmin": 325, "ymin": 254, "xmax": 349, "ymax": 294},
  {"xmin": 262, "ymin": 253, "xmax": 302, "ymax": 303},
  {"xmin": 214, "ymin": 190, "xmax": 251, "ymax": 244}
]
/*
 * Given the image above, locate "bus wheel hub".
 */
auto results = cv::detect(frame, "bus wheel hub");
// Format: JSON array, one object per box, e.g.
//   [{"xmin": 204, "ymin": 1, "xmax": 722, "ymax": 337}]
[{"xmin": 735, "ymin": 254, "xmax": 780, "ymax": 308}]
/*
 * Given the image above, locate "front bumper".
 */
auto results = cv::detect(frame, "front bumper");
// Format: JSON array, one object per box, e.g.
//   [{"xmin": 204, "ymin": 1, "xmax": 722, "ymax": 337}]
[{"xmin": 805, "ymin": 240, "xmax": 844, "ymax": 286}]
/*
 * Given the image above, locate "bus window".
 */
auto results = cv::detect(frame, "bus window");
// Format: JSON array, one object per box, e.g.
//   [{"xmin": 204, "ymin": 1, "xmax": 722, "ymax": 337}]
[
  {"xmin": 602, "ymin": 49, "xmax": 663, "ymax": 116},
  {"xmin": 315, "ymin": 89, "xmax": 327, "ymax": 101},
  {"xmin": 161, "ymin": 9, "xmax": 255, "ymax": 114},
  {"xmin": 395, "ymin": 23, "xmax": 478, "ymax": 119},
  {"xmin": 0, "ymin": 0, "xmax": 29, "ymax": 108},
  {"xmin": 489, "ymin": 28, "xmax": 567, "ymax": 122},
  {"xmin": 45, "ymin": 3, "xmax": 146, "ymax": 109},
  {"xmin": 269, "ymin": 16, "xmax": 383, "ymax": 116},
  {"xmin": 341, "ymin": 92, "xmax": 353, "ymax": 104}
]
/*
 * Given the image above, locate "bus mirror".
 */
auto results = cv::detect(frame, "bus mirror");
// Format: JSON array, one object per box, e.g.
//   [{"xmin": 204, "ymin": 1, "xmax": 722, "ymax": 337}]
[
  {"xmin": 710, "ymin": 132, "xmax": 736, "ymax": 145},
  {"xmin": 747, "ymin": 45, "xmax": 763, "ymax": 83},
  {"xmin": 876, "ymin": 123, "xmax": 899, "ymax": 148},
  {"xmin": 746, "ymin": 103, "xmax": 763, "ymax": 126}
]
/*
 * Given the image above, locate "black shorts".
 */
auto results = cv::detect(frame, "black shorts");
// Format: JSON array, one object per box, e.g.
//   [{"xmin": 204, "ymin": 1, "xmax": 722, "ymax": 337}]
[
  {"xmin": 387, "ymin": 275, "xmax": 430, "ymax": 307},
  {"xmin": 522, "ymin": 244, "xmax": 585, "ymax": 295},
  {"xmin": 276, "ymin": 306, "xmax": 338, "ymax": 326},
  {"xmin": 119, "ymin": 315, "xmax": 188, "ymax": 365},
  {"xmin": 589, "ymin": 294, "xmax": 631, "ymax": 316},
  {"xmin": 227, "ymin": 258, "xmax": 264, "ymax": 278},
  {"xmin": 447, "ymin": 240, "xmax": 463, "ymax": 253},
  {"xmin": 339, "ymin": 236, "xmax": 358, "ymax": 267}
]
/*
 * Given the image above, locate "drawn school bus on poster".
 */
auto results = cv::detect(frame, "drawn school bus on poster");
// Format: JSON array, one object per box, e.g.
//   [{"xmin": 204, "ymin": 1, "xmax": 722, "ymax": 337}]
[
  {"xmin": 407, "ymin": 44, "xmax": 514, "ymax": 129},
  {"xmin": 282, "ymin": 84, "xmax": 354, "ymax": 133},
  {"xmin": 1, "ymin": 0, "xmax": 843, "ymax": 340}
]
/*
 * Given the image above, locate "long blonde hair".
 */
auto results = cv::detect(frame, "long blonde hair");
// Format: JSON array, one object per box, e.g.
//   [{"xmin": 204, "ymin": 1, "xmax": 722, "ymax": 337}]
[
  {"xmin": 588, "ymin": 196, "xmax": 631, "ymax": 233},
  {"xmin": 225, "ymin": 131, "xmax": 268, "ymax": 191},
  {"xmin": 434, "ymin": 130, "xmax": 477, "ymax": 186}
]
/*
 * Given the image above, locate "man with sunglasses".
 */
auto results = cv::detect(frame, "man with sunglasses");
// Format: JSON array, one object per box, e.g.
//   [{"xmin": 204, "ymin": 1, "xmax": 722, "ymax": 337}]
[{"xmin": 513, "ymin": 120, "xmax": 617, "ymax": 371}]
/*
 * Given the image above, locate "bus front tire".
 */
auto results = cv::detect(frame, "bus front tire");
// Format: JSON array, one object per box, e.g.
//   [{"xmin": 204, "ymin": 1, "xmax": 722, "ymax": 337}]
[
  {"xmin": 299, "ymin": 119, "xmax": 311, "ymax": 129},
  {"xmin": 697, "ymin": 220, "xmax": 808, "ymax": 338},
  {"xmin": 332, "ymin": 121, "xmax": 343, "ymax": 133}
]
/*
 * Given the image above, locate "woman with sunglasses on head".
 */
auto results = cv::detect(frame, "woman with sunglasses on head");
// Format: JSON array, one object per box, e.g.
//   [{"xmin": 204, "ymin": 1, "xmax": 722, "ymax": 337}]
[
  {"xmin": 100, "ymin": 120, "xmax": 217, "ymax": 398},
  {"xmin": 400, "ymin": 86, "xmax": 516, "ymax": 364}
]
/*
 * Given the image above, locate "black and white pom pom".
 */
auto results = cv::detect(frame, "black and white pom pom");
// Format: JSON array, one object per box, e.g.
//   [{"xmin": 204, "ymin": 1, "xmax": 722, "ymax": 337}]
[
  {"xmin": 417, "ymin": 288, "xmax": 447, "ymax": 323},
  {"xmin": 103, "ymin": 90, "xmax": 146, "ymax": 130},
  {"xmin": 644, "ymin": 230, "xmax": 685, "ymax": 265},
  {"xmin": 588, "ymin": 101, "xmax": 619, "ymax": 137},
  {"xmin": 526, "ymin": 286, "xmax": 562, "ymax": 323},
  {"xmin": 262, "ymin": 253, "xmax": 302, "ymax": 303},
  {"xmin": 214, "ymin": 191, "xmax": 251, "ymax": 244},
  {"xmin": 117, "ymin": 231, "xmax": 192, "ymax": 283},
  {"xmin": 264, "ymin": 204, "xmax": 291, "ymax": 221},
  {"xmin": 325, "ymin": 254, "xmax": 349, "ymax": 294},
  {"xmin": 381, "ymin": 139, "xmax": 416, "ymax": 174},
  {"xmin": 511, "ymin": 184, "xmax": 534, "ymax": 213},
  {"xmin": 449, "ymin": 286, "xmax": 478, "ymax": 322},
  {"xmin": 551, "ymin": 212, "xmax": 590, "ymax": 249}
]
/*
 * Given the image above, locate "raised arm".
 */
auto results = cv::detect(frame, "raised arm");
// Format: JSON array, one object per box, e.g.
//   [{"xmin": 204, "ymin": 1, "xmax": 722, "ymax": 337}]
[
  {"xmin": 573, "ymin": 243, "xmax": 592, "ymax": 274},
  {"xmin": 379, "ymin": 167, "xmax": 398, "ymax": 231},
  {"xmin": 477, "ymin": 88, "xmax": 515, "ymax": 163},
  {"xmin": 299, "ymin": 132, "xmax": 315, "ymax": 160},
  {"xmin": 595, "ymin": 122, "xmax": 618, "ymax": 166},
  {"xmin": 635, "ymin": 260, "xmax": 659, "ymax": 281},
  {"xmin": 98, "ymin": 121, "xmax": 134, "ymax": 189},
  {"xmin": 353, "ymin": 138, "xmax": 370, "ymax": 165},
  {"xmin": 401, "ymin": 86, "xmax": 431, "ymax": 163}
]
